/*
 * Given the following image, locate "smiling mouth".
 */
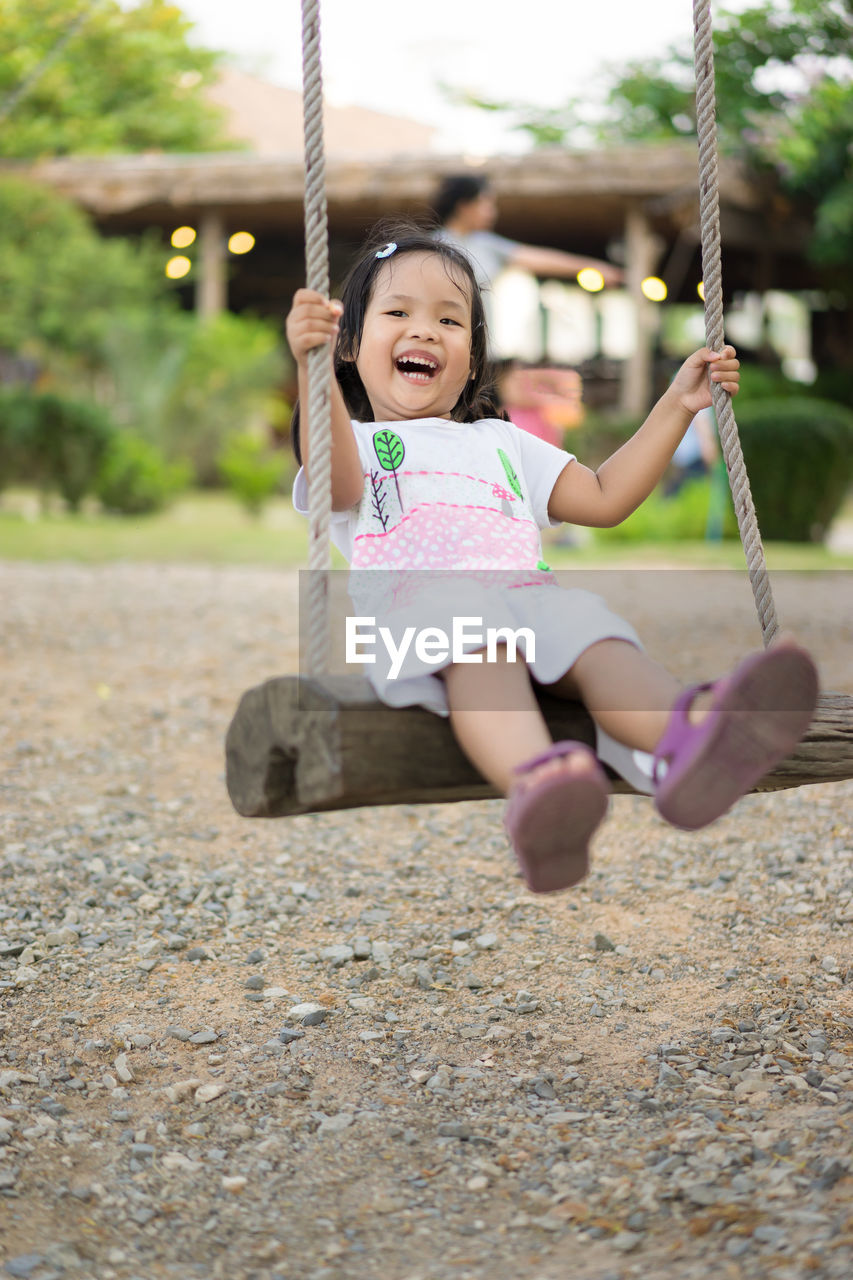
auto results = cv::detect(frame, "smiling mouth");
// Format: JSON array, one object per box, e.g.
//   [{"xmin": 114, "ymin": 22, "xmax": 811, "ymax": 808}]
[{"xmin": 395, "ymin": 355, "xmax": 439, "ymax": 382}]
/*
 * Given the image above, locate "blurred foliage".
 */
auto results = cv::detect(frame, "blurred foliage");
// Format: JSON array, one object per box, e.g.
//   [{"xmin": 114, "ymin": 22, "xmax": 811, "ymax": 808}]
[
  {"xmin": 0, "ymin": 386, "xmax": 29, "ymax": 493},
  {"xmin": 0, "ymin": 3, "xmax": 289, "ymax": 496},
  {"xmin": 0, "ymin": 176, "xmax": 166, "ymax": 357},
  {"xmin": 593, "ymin": 475, "xmax": 735, "ymax": 544},
  {"xmin": 96, "ymin": 432, "xmax": 191, "ymax": 515},
  {"xmin": 571, "ymin": 378, "xmax": 853, "ymax": 546},
  {"xmin": 779, "ymin": 75, "xmax": 853, "ymax": 267},
  {"xmin": 0, "ymin": 0, "xmax": 231, "ymax": 157},
  {"xmin": 735, "ymin": 396, "xmax": 853, "ymax": 542},
  {"xmin": 734, "ymin": 363, "xmax": 806, "ymax": 402},
  {"xmin": 736, "ymin": 358, "xmax": 853, "ymax": 409},
  {"xmin": 218, "ymin": 432, "xmax": 288, "ymax": 517},
  {"xmin": 0, "ymin": 177, "xmax": 288, "ymax": 486},
  {"xmin": 95, "ymin": 308, "xmax": 287, "ymax": 485},
  {"xmin": 0, "ymin": 386, "xmax": 114, "ymax": 509},
  {"xmin": 810, "ymin": 365, "xmax": 853, "ymax": 406},
  {"xmin": 465, "ymin": 1, "xmax": 853, "ymax": 274},
  {"xmin": 162, "ymin": 313, "xmax": 286, "ymax": 485},
  {"xmin": 0, "ymin": 385, "xmax": 192, "ymax": 515}
]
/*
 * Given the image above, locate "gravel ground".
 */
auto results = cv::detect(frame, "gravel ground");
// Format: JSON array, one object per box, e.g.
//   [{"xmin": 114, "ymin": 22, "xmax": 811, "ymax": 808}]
[{"xmin": 1, "ymin": 561, "xmax": 851, "ymax": 1280}]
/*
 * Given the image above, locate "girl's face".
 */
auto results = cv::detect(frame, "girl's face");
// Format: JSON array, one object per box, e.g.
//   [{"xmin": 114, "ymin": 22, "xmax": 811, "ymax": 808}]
[{"xmin": 355, "ymin": 251, "xmax": 474, "ymax": 423}]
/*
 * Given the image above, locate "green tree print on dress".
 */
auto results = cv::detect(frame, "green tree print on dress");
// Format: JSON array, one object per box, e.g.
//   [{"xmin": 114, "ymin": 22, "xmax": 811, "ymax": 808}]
[
  {"xmin": 373, "ymin": 429, "xmax": 405, "ymax": 512},
  {"xmin": 497, "ymin": 448, "xmax": 523, "ymax": 501}
]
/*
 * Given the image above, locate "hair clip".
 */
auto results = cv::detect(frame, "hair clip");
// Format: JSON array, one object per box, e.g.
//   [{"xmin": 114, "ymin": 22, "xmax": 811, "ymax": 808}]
[{"xmin": 375, "ymin": 242, "xmax": 397, "ymax": 259}]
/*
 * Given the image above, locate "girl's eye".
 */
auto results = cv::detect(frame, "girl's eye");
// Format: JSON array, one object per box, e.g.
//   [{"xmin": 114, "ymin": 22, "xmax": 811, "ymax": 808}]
[
  {"xmin": 386, "ymin": 310, "xmax": 407, "ymax": 318},
  {"xmin": 441, "ymin": 317, "xmax": 461, "ymax": 326}
]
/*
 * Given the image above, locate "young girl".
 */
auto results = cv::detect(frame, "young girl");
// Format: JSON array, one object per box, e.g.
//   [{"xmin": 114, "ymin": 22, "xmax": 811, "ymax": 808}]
[{"xmin": 287, "ymin": 226, "xmax": 818, "ymax": 894}]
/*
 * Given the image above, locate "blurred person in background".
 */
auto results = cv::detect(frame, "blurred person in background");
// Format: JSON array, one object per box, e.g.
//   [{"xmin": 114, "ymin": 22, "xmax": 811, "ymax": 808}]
[
  {"xmin": 433, "ymin": 173, "xmax": 623, "ymax": 303},
  {"xmin": 665, "ymin": 406, "xmax": 719, "ymax": 497},
  {"xmin": 433, "ymin": 173, "xmax": 619, "ymax": 528}
]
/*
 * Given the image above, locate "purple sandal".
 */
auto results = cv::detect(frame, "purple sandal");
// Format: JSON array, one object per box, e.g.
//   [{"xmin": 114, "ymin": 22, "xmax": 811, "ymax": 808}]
[
  {"xmin": 653, "ymin": 644, "xmax": 819, "ymax": 830},
  {"xmin": 504, "ymin": 741, "xmax": 610, "ymax": 894}
]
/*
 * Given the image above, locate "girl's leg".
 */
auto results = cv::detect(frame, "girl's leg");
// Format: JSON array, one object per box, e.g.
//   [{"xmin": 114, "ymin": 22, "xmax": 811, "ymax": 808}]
[
  {"xmin": 441, "ymin": 645, "xmax": 563, "ymax": 792},
  {"xmin": 443, "ymin": 647, "xmax": 610, "ymax": 893},
  {"xmin": 445, "ymin": 640, "xmax": 688, "ymax": 776},
  {"xmin": 545, "ymin": 638, "xmax": 685, "ymax": 752},
  {"xmin": 547, "ymin": 636, "xmax": 818, "ymax": 830}
]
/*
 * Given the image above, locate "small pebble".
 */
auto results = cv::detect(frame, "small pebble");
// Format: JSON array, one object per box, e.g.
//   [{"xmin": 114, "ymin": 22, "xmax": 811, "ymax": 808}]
[
  {"xmin": 279, "ymin": 1027, "xmax": 306, "ymax": 1044},
  {"xmin": 221, "ymin": 1175, "xmax": 248, "ymax": 1193},
  {"xmin": 189, "ymin": 1029, "xmax": 218, "ymax": 1045},
  {"xmin": 611, "ymin": 1231, "xmax": 643, "ymax": 1253}
]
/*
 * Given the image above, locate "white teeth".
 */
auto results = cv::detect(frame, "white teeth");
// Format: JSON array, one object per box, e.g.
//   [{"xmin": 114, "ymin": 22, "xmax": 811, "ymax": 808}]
[{"xmin": 396, "ymin": 355, "xmax": 438, "ymax": 369}]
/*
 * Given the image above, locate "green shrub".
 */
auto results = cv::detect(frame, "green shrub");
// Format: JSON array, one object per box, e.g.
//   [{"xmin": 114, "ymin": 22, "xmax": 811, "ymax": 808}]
[
  {"xmin": 735, "ymin": 397, "xmax": 853, "ymax": 542},
  {"xmin": 96, "ymin": 308, "xmax": 288, "ymax": 486},
  {"xmin": 0, "ymin": 389, "xmax": 116, "ymax": 510},
  {"xmin": 0, "ymin": 177, "xmax": 167, "ymax": 360},
  {"xmin": 38, "ymin": 396, "xmax": 116, "ymax": 511},
  {"xmin": 0, "ymin": 386, "xmax": 34, "ymax": 492},
  {"xmin": 594, "ymin": 474, "xmax": 736, "ymax": 543},
  {"xmin": 218, "ymin": 432, "xmax": 287, "ymax": 517},
  {"xmin": 584, "ymin": 394, "xmax": 853, "ymax": 545},
  {"xmin": 736, "ymin": 360, "xmax": 853, "ymax": 415},
  {"xmin": 809, "ymin": 367, "xmax": 853, "ymax": 409},
  {"xmin": 735, "ymin": 364, "xmax": 803, "ymax": 403},
  {"xmin": 96, "ymin": 433, "xmax": 191, "ymax": 515}
]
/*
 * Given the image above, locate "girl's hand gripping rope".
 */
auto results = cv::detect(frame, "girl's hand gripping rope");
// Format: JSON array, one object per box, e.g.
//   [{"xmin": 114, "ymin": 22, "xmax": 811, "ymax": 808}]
[
  {"xmin": 286, "ymin": 288, "xmax": 363, "ymax": 510},
  {"xmin": 668, "ymin": 345, "xmax": 740, "ymax": 417},
  {"xmin": 285, "ymin": 289, "xmax": 343, "ymax": 365}
]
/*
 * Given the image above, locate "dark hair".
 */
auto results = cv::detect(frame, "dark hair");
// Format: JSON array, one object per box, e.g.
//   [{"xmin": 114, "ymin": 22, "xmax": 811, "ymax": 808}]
[
  {"xmin": 433, "ymin": 173, "xmax": 491, "ymax": 225},
  {"xmin": 291, "ymin": 221, "xmax": 501, "ymax": 463}
]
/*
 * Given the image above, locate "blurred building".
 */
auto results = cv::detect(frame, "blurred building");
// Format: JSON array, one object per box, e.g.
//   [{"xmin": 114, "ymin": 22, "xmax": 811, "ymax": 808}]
[{"xmin": 3, "ymin": 70, "xmax": 824, "ymax": 414}]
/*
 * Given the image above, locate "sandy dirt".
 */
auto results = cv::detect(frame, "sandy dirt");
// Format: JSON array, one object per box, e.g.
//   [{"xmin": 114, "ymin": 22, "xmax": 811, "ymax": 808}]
[{"xmin": 0, "ymin": 561, "xmax": 851, "ymax": 1280}]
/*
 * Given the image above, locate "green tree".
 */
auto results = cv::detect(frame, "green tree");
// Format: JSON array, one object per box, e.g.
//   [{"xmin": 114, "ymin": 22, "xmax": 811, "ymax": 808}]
[
  {"xmin": 466, "ymin": 2, "xmax": 853, "ymax": 271},
  {"xmin": 777, "ymin": 76, "xmax": 853, "ymax": 268},
  {"xmin": 0, "ymin": 177, "xmax": 287, "ymax": 485},
  {"xmin": 0, "ymin": 0, "xmax": 231, "ymax": 157},
  {"xmin": 0, "ymin": 7, "xmax": 288, "ymax": 490},
  {"xmin": 96, "ymin": 308, "xmax": 286, "ymax": 484},
  {"xmin": 0, "ymin": 175, "xmax": 167, "ymax": 361}
]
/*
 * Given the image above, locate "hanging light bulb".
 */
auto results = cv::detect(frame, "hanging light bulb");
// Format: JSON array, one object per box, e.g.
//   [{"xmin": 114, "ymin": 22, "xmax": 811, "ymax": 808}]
[
  {"xmin": 576, "ymin": 267, "xmax": 605, "ymax": 293},
  {"xmin": 165, "ymin": 255, "xmax": 192, "ymax": 279},
  {"xmin": 228, "ymin": 232, "xmax": 256, "ymax": 255},
  {"xmin": 641, "ymin": 276, "xmax": 667, "ymax": 302}
]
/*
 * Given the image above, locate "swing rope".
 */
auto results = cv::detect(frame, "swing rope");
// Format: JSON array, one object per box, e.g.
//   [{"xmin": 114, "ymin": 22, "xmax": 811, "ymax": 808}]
[
  {"xmin": 301, "ymin": 0, "xmax": 333, "ymax": 674},
  {"xmin": 693, "ymin": 0, "xmax": 779, "ymax": 646},
  {"xmin": 298, "ymin": 0, "xmax": 780, "ymax": 661}
]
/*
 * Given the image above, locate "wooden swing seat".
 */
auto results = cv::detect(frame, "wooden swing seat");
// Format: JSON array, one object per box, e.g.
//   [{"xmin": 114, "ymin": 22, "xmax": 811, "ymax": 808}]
[{"xmin": 225, "ymin": 674, "xmax": 853, "ymax": 818}]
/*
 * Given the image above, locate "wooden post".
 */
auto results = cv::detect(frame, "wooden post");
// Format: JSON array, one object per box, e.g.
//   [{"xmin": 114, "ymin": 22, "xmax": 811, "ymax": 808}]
[
  {"xmin": 197, "ymin": 211, "xmax": 226, "ymax": 318},
  {"xmin": 620, "ymin": 204, "xmax": 660, "ymax": 417}
]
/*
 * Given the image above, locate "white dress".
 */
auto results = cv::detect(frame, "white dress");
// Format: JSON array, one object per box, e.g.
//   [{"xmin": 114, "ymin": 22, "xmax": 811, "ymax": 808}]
[{"xmin": 293, "ymin": 416, "xmax": 654, "ymax": 790}]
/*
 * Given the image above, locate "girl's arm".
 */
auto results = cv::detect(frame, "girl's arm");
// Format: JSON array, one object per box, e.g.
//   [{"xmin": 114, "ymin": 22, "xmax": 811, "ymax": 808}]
[
  {"xmin": 547, "ymin": 346, "xmax": 739, "ymax": 527},
  {"xmin": 286, "ymin": 288, "xmax": 364, "ymax": 511}
]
